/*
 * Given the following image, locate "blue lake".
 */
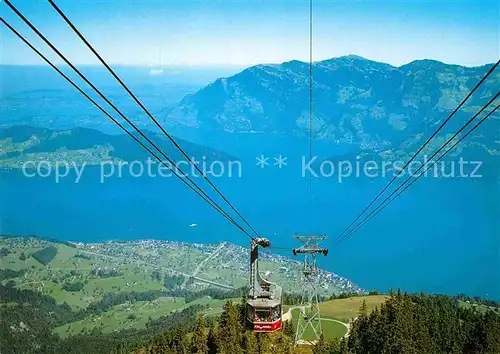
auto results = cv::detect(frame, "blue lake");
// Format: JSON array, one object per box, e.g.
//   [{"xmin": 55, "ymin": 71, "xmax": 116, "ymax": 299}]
[
  {"xmin": 1, "ymin": 140, "xmax": 498, "ymax": 299},
  {"xmin": 1, "ymin": 66, "xmax": 498, "ymax": 299}
]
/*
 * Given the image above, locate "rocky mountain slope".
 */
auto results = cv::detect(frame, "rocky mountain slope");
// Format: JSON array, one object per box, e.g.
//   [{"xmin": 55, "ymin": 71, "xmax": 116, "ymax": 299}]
[{"xmin": 165, "ymin": 55, "xmax": 499, "ymax": 154}]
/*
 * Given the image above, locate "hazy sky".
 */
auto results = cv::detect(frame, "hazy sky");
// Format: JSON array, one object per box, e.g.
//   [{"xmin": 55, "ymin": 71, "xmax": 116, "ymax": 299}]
[{"xmin": 1, "ymin": 0, "xmax": 498, "ymax": 67}]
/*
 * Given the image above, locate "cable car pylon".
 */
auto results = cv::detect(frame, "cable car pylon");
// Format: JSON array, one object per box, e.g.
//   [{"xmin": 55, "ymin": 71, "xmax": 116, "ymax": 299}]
[{"xmin": 292, "ymin": 234, "xmax": 328, "ymax": 344}]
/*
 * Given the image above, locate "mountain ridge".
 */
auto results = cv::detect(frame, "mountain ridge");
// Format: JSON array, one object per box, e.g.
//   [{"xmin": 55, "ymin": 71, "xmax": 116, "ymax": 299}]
[
  {"xmin": 164, "ymin": 56, "xmax": 499, "ymax": 156},
  {"xmin": 0, "ymin": 125, "xmax": 238, "ymax": 168},
  {"xmin": 237, "ymin": 55, "xmax": 494, "ymax": 71}
]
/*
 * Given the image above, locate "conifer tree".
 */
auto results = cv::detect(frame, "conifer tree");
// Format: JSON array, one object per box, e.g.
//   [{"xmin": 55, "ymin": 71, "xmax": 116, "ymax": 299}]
[
  {"xmin": 192, "ymin": 315, "xmax": 208, "ymax": 354},
  {"xmin": 339, "ymin": 337, "xmax": 349, "ymax": 354},
  {"xmin": 359, "ymin": 300, "xmax": 367, "ymax": 317},
  {"xmin": 283, "ymin": 320, "xmax": 295, "ymax": 338},
  {"xmin": 171, "ymin": 325, "xmax": 188, "ymax": 354},
  {"xmin": 258, "ymin": 333, "xmax": 272, "ymax": 353},
  {"xmin": 238, "ymin": 293, "xmax": 248, "ymax": 330},
  {"xmin": 206, "ymin": 324, "xmax": 218, "ymax": 354},
  {"xmin": 313, "ymin": 332, "xmax": 327, "ymax": 354},
  {"xmin": 271, "ymin": 332, "xmax": 294, "ymax": 354},
  {"xmin": 244, "ymin": 331, "xmax": 259, "ymax": 354},
  {"xmin": 483, "ymin": 310, "xmax": 500, "ymax": 352},
  {"xmin": 217, "ymin": 301, "xmax": 243, "ymax": 354}
]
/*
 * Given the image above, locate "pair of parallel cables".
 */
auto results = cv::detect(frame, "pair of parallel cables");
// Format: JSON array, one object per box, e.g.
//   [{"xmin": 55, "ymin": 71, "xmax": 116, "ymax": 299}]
[
  {"xmin": 3, "ymin": 1, "xmax": 498, "ymax": 249},
  {"xmin": 1, "ymin": 0, "xmax": 262, "ymax": 242},
  {"xmin": 332, "ymin": 61, "xmax": 499, "ymax": 247},
  {"xmin": 306, "ymin": 0, "xmax": 499, "ymax": 249}
]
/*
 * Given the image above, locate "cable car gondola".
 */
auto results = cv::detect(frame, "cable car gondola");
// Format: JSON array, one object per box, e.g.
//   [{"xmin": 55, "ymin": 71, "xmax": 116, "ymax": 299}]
[{"xmin": 246, "ymin": 238, "xmax": 282, "ymax": 333}]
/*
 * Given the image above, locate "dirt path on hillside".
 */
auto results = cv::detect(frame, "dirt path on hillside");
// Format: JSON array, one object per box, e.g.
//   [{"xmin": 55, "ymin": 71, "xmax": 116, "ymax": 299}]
[{"xmin": 282, "ymin": 306, "xmax": 300, "ymax": 322}]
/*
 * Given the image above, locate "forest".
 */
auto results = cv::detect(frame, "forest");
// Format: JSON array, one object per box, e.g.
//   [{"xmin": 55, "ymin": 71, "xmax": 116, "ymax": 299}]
[
  {"xmin": 1, "ymin": 281, "xmax": 499, "ymax": 354},
  {"xmin": 342, "ymin": 290, "xmax": 500, "ymax": 354},
  {"xmin": 141, "ymin": 290, "xmax": 500, "ymax": 354}
]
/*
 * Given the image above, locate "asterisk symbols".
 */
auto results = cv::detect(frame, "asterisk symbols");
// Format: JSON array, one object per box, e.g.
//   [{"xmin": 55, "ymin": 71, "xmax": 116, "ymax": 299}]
[
  {"xmin": 274, "ymin": 155, "xmax": 287, "ymax": 168},
  {"xmin": 256, "ymin": 155, "xmax": 269, "ymax": 168},
  {"xmin": 255, "ymin": 155, "xmax": 288, "ymax": 169}
]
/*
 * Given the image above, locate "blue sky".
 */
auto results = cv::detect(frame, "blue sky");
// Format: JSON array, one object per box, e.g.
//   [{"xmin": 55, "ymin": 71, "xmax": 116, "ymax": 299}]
[{"xmin": 1, "ymin": 0, "xmax": 498, "ymax": 67}]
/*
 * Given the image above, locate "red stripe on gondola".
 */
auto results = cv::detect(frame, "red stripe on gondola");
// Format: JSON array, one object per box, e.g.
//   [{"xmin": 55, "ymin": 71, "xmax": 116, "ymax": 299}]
[{"xmin": 251, "ymin": 319, "xmax": 282, "ymax": 332}]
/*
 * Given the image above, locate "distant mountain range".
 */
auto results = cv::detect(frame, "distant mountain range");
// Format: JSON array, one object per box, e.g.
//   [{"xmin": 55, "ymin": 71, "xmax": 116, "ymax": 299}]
[
  {"xmin": 1, "ymin": 57, "xmax": 498, "ymax": 172},
  {"xmin": 164, "ymin": 55, "xmax": 499, "ymax": 156},
  {"xmin": 0, "ymin": 65, "xmax": 247, "ymax": 135}
]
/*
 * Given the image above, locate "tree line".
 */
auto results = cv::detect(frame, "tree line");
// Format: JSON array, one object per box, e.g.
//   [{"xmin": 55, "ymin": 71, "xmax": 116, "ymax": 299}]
[
  {"xmin": 2, "ymin": 279, "xmax": 499, "ymax": 354},
  {"xmin": 340, "ymin": 290, "xmax": 500, "ymax": 354},
  {"xmin": 143, "ymin": 299, "xmax": 297, "ymax": 354},
  {"xmin": 140, "ymin": 290, "xmax": 500, "ymax": 354},
  {"xmin": 0, "ymin": 268, "xmax": 26, "ymax": 281},
  {"xmin": 0, "ymin": 282, "xmax": 215, "ymax": 354},
  {"xmin": 454, "ymin": 293, "xmax": 500, "ymax": 308}
]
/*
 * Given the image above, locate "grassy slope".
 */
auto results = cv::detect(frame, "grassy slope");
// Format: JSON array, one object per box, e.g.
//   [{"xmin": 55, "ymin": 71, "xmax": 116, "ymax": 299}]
[
  {"xmin": 2, "ymin": 237, "xmax": 384, "ymax": 340},
  {"xmin": 290, "ymin": 309, "xmax": 348, "ymax": 341},
  {"xmin": 2, "ymin": 239, "xmax": 166, "ymax": 310},
  {"xmin": 54, "ymin": 296, "xmax": 229, "ymax": 338},
  {"xmin": 289, "ymin": 295, "xmax": 388, "ymax": 342},
  {"xmin": 0, "ymin": 237, "xmax": 255, "ymax": 337},
  {"xmin": 319, "ymin": 295, "xmax": 388, "ymax": 323},
  {"xmin": 0, "ymin": 238, "xmax": 203, "ymax": 336}
]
